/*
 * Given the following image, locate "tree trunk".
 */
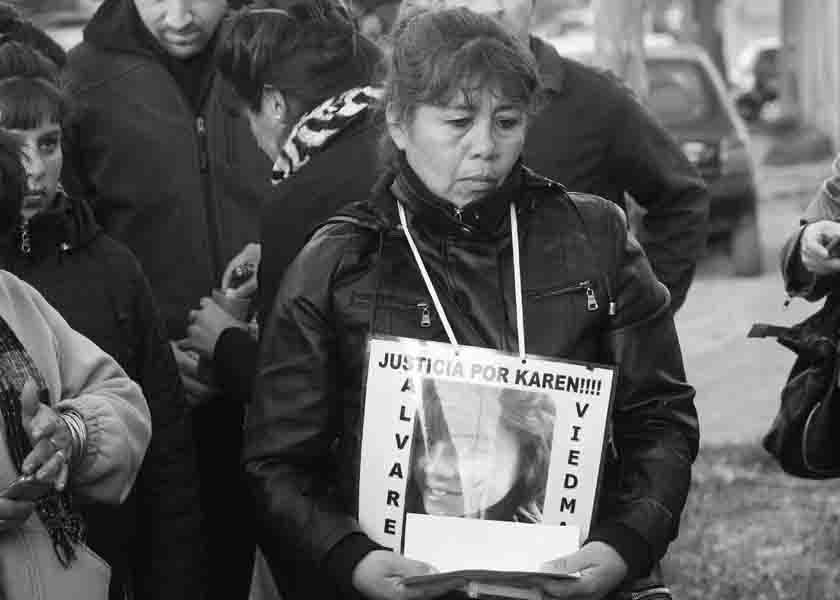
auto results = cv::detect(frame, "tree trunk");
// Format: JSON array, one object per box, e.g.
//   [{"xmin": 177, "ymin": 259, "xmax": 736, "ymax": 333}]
[{"xmin": 592, "ymin": 0, "xmax": 648, "ymax": 99}]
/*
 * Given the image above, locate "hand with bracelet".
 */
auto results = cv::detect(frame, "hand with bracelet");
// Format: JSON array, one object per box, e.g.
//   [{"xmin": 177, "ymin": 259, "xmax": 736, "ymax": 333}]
[
  {"xmin": 20, "ymin": 379, "xmax": 86, "ymax": 493},
  {"xmin": 0, "ymin": 380, "xmax": 86, "ymax": 533}
]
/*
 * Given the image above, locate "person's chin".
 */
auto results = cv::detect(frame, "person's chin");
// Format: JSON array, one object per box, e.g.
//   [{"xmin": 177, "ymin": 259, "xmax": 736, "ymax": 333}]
[
  {"xmin": 423, "ymin": 490, "xmax": 465, "ymax": 517},
  {"xmin": 162, "ymin": 39, "xmax": 206, "ymax": 59}
]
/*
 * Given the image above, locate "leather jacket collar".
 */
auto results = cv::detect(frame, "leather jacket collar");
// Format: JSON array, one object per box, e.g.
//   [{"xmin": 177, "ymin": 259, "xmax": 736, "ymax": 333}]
[{"xmin": 390, "ymin": 153, "xmax": 525, "ymax": 241}]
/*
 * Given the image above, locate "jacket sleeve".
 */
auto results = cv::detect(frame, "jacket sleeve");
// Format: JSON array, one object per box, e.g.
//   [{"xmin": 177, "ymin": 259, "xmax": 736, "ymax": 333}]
[
  {"xmin": 128, "ymin": 262, "xmax": 207, "ymax": 600},
  {"xmin": 606, "ymin": 82, "xmax": 709, "ymax": 312},
  {"xmin": 30, "ymin": 284, "xmax": 151, "ymax": 504},
  {"xmin": 780, "ymin": 155, "xmax": 840, "ymax": 299},
  {"xmin": 244, "ymin": 228, "xmax": 380, "ymax": 590},
  {"xmin": 587, "ymin": 203, "xmax": 699, "ymax": 580},
  {"xmin": 213, "ymin": 327, "xmax": 257, "ymax": 405}
]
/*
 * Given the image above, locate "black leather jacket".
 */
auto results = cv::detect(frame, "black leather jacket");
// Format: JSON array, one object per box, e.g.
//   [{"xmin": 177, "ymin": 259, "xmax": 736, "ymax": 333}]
[{"xmin": 245, "ymin": 164, "xmax": 699, "ymax": 599}]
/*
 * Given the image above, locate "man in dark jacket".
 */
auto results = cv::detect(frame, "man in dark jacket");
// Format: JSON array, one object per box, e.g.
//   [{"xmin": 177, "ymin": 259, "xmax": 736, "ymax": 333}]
[
  {"xmin": 399, "ymin": 0, "xmax": 709, "ymax": 313},
  {"xmin": 62, "ymin": 1, "xmax": 275, "ymax": 598}
]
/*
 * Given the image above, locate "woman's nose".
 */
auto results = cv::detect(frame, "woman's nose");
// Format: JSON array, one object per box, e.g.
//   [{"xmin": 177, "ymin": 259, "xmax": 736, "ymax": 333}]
[
  {"xmin": 22, "ymin": 148, "xmax": 45, "ymax": 182},
  {"xmin": 466, "ymin": 119, "xmax": 498, "ymax": 159},
  {"xmin": 424, "ymin": 442, "xmax": 460, "ymax": 480},
  {"xmin": 164, "ymin": 0, "xmax": 194, "ymax": 29}
]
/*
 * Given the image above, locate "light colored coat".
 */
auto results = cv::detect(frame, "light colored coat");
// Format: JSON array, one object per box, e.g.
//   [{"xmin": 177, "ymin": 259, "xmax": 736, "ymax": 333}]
[{"xmin": 0, "ymin": 270, "xmax": 151, "ymax": 599}]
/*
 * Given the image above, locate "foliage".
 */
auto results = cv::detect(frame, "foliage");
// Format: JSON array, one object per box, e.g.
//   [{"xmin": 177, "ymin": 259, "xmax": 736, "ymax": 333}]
[{"xmin": 664, "ymin": 443, "xmax": 840, "ymax": 599}]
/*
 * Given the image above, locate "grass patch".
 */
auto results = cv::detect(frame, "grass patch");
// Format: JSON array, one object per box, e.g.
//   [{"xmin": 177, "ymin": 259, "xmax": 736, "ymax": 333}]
[{"xmin": 663, "ymin": 443, "xmax": 840, "ymax": 598}]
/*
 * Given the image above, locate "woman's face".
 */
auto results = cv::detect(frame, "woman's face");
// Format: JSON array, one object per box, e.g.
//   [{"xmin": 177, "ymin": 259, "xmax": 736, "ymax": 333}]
[
  {"xmin": 415, "ymin": 380, "xmax": 520, "ymax": 517},
  {"xmin": 389, "ymin": 88, "xmax": 528, "ymax": 208},
  {"xmin": 7, "ymin": 121, "xmax": 62, "ymax": 220}
]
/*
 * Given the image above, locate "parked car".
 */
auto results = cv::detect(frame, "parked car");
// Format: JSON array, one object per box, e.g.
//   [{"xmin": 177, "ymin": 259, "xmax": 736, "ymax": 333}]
[
  {"xmin": 547, "ymin": 34, "xmax": 763, "ymax": 276},
  {"xmin": 731, "ymin": 37, "xmax": 780, "ymax": 123}
]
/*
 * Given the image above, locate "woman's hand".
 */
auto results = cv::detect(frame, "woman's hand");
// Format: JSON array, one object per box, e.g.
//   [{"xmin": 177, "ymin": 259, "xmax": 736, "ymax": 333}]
[
  {"xmin": 184, "ymin": 297, "xmax": 248, "ymax": 361},
  {"xmin": 170, "ymin": 341, "xmax": 221, "ymax": 407},
  {"xmin": 537, "ymin": 542, "xmax": 628, "ymax": 600},
  {"xmin": 19, "ymin": 379, "xmax": 72, "ymax": 493},
  {"xmin": 222, "ymin": 243, "xmax": 261, "ymax": 298},
  {"xmin": 800, "ymin": 221, "xmax": 840, "ymax": 275},
  {"xmin": 352, "ymin": 550, "xmax": 458, "ymax": 600}
]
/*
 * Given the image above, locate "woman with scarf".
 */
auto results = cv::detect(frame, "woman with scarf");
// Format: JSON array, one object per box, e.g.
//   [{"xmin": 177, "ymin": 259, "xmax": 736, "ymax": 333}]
[
  {"xmin": 244, "ymin": 7, "xmax": 698, "ymax": 600},
  {"xmin": 0, "ymin": 41, "xmax": 205, "ymax": 600},
  {"xmin": 0, "ymin": 130, "xmax": 150, "ymax": 599},
  {"xmin": 183, "ymin": 0, "xmax": 383, "ymax": 417}
]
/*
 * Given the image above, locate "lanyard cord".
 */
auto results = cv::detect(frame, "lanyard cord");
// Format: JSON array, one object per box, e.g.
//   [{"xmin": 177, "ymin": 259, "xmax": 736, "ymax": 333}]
[
  {"xmin": 396, "ymin": 201, "xmax": 526, "ymax": 360},
  {"xmin": 509, "ymin": 202, "xmax": 526, "ymax": 361}
]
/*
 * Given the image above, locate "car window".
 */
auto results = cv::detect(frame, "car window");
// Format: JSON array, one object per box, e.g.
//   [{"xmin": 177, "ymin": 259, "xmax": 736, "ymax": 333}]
[{"xmin": 646, "ymin": 59, "xmax": 718, "ymax": 126}]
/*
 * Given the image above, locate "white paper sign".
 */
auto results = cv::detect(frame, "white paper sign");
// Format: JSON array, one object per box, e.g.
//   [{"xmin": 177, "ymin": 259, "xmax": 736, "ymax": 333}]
[
  {"xmin": 403, "ymin": 514, "xmax": 580, "ymax": 573},
  {"xmin": 358, "ymin": 336, "xmax": 615, "ymax": 559}
]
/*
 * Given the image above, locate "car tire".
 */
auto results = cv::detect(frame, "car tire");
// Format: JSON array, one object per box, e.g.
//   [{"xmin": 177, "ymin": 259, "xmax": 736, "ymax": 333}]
[{"xmin": 730, "ymin": 214, "xmax": 763, "ymax": 276}]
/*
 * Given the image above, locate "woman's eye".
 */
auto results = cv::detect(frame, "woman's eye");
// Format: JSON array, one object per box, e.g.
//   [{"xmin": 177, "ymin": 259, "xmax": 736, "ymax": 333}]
[
  {"xmin": 497, "ymin": 117, "xmax": 522, "ymax": 130},
  {"xmin": 447, "ymin": 117, "xmax": 472, "ymax": 129},
  {"xmin": 39, "ymin": 140, "xmax": 59, "ymax": 153}
]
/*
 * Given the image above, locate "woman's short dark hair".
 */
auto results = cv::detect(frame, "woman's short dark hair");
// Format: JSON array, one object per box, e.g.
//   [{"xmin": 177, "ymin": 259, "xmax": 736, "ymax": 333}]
[
  {"xmin": 385, "ymin": 7, "xmax": 540, "ymax": 120},
  {"xmin": 0, "ymin": 41, "xmax": 68, "ymax": 130},
  {"xmin": 216, "ymin": 0, "xmax": 376, "ymax": 116},
  {"xmin": 0, "ymin": 128, "xmax": 23, "ymax": 235},
  {"xmin": 381, "ymin": 7, "xmax": 541, "ymax": 164}
]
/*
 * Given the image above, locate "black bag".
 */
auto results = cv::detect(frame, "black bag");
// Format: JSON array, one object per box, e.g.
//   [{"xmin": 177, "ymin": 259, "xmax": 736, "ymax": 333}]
[{"xmin": 749, "ymin": 293, "xmax": 840, "ymax": 478}]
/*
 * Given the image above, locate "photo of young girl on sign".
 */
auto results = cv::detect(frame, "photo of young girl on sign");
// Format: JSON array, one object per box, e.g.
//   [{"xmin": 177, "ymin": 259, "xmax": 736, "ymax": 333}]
[{"xmin": 407, "ymin": 379, "xmax": 555, "ymax": 523}]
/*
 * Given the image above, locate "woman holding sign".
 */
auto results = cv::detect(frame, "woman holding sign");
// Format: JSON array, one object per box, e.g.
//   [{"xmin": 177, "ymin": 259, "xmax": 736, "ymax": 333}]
[{"xmin": 245, "ymin": 7, "xmax": 699, "ymax": 600}]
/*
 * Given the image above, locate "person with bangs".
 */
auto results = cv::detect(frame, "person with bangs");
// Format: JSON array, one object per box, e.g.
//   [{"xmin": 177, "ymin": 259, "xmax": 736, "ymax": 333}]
[
  {"xmin": 245, "ymin": 7, "xmax": 697, "ymax": 600},
  {"xmin": 0, "ymin": 41, "xmax": 205, "ymax": 600},
  {"xmin": 182, "ymin": 0, "xmax": 383, "ymax": 430}
]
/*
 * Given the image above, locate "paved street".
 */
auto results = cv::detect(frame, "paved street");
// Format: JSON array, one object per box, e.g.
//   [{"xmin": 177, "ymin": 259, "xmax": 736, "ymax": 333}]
[{"xmin": 675, "ymin": 132, "xmax": 834, "ymax": 445}]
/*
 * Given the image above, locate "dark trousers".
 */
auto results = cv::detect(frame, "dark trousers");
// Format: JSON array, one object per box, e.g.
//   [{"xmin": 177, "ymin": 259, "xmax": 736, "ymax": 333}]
[{"xmin": 193, "ymin": 398, "xmax": 256, "ymax": 600}]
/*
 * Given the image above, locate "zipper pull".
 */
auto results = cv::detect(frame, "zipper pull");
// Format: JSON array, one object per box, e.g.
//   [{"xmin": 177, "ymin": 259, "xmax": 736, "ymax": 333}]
[
  {"xmin": 19, "ymin": 221, "xmax": 30, "ymax": 255},
  {"xmin": 585, "ymin": 284, "xmax": 598, "ymax": 311},
  {"xmin": 196, "ymin": 116, "xmax": 209, "ymax": 172},
  {"xmin": 418, "ymin": 302, "xmax": 432, "ymax": 328},
  {"xmin": 454, "ymin": 207, "xmax": 463, "ymax": 222}
]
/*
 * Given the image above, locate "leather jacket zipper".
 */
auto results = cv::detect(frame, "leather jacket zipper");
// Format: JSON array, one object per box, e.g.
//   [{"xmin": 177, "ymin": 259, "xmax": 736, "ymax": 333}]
[
  {"xmin": 353, "ymin": 293, "xmax": 435, "ymax": 328},
  {"xmin": 196, "ymin": 116, "xmax": 209, "ymax": 173},
  {"xmin": 418, "ymin": 302, "xmax": 432, "ymax": 327},
  {"xmin": 528, "ymin": 280, "xmax": 599, "ymax": 311},
  {"xmin": 19, "ymin": 221, "xmax": 30, "ymax": 255}
]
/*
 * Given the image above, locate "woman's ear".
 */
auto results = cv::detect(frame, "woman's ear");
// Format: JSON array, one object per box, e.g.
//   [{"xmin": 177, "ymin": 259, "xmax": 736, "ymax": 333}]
[{"xmin": 261, "ymin": 87, "xmax": 289, "ymax": 123}]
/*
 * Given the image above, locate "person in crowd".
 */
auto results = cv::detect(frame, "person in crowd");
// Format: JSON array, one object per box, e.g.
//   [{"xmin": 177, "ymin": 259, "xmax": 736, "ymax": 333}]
[
  {"xmin": 407, "ymin": 380, "xmax": 554, "ymax": 523},
  {"xmin": 183, "ymin": 0, "xmax": 383, "ymax": 402},
  {"xmin": 0, "ymin": 2, "xmax": 67, "ymax": 67},
  {"xmin": 0, "ymin": 129, "xmax": 151, "ymax": 599},
  {"xmin": 62, "ymin": 1, "xmax": 275, "ymax": 596},
  {"xmin": 244, "ymin": 7, "xmax": 698, "ymax": 600},
  {"xmin": 0, "ymin": 41, "xmax": 205, "ymax": 600},
  {"xmin": 397, "ymin": 0, "xmax": 709, "ymax": 313},
  {"xmin": 781, "ymin": 154, "xmax": 840, "ymax": 296}
]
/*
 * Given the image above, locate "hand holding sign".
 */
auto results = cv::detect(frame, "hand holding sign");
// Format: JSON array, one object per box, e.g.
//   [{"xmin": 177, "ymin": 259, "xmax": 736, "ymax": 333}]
[
  {"xmin": 538, "ymin": 542, "xmax": 628, "ymax": 600},
  {"xmin": 352, "ymin": 550, "xmax": 458, "ymax": 600}
]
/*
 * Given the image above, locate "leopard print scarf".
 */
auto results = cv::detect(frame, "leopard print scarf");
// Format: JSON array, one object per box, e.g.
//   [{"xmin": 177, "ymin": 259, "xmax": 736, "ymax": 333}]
[{"xmin": 271, "ymin": 85, "xmax": 384, "ymax": 185}]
